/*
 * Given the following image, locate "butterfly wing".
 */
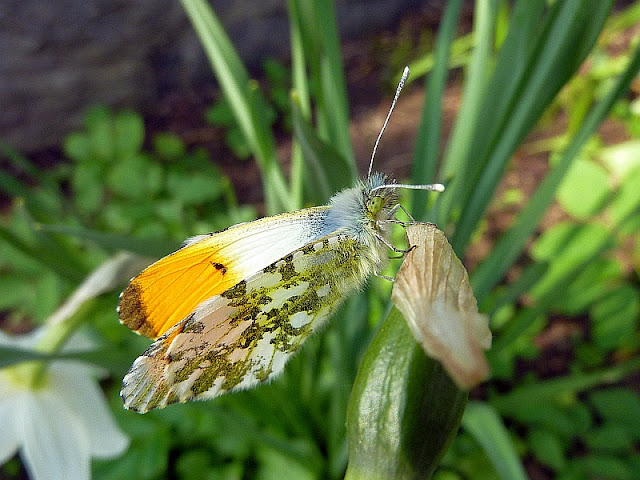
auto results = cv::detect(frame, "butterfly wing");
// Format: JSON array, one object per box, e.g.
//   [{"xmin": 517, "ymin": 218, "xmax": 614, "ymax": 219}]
[
  {"xmin": 121, "ymin": 231, "xmax": 375, "ymax": 412},
  {"xmin": 118, "ymin": 207, "xmax": 331, "ymax": 339}
]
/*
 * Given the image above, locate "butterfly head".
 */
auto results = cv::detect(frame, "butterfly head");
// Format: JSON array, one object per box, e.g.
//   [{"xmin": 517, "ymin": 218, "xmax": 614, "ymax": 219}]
[{"xmin": 363, "ymin": 172, "xmax": 399, "ymax": 224}]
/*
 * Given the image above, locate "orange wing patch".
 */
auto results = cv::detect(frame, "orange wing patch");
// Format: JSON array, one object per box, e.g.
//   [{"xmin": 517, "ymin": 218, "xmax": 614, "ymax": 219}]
[{"xmin": 118, "ymin": 239, "xmax": 244, "ymax": 339}]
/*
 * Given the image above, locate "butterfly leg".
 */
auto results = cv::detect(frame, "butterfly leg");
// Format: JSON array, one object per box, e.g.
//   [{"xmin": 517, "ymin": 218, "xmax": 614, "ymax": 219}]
[
  {"xmin": 375, "ymin": 272, "xmax": 395, "ymax": 282},
  {"xmin": 375, "ymin": 231, "xmax": 416, "ymax": 255},
  {"xmin": 395, "ymin": 204, "xmax": 417, "ymax": 223}
]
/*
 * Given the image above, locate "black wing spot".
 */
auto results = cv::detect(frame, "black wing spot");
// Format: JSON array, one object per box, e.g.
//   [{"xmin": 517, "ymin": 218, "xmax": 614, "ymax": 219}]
[{"xmin": 211, "ymin": 262, "xmax": 228, "ymax": 275}]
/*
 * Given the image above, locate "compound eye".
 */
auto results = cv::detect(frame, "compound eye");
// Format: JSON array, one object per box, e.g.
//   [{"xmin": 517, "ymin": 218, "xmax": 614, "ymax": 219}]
[{"xmin": 367, "ymin": 195, "xmax": 384, "ymax": 215}]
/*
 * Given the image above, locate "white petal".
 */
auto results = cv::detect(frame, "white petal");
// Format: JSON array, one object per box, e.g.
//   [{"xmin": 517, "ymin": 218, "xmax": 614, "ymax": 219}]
[
  {"xmin": 21, "ymin": 392, "xmax": 91, "ymax": 480},
  {"xmin": 48, "ymin": 362, "xmax": 129, "ymax": 457},
  {"xmin": 0, "ymin": 378, "xmax": 25, "ymax": 463},
  {"xmin": 0, "ymin": 328, "xmax": 43, "ymax": 349},
  {"xmin": 392, "ymin": 223, "xmax": 492, "ymax": 390}
]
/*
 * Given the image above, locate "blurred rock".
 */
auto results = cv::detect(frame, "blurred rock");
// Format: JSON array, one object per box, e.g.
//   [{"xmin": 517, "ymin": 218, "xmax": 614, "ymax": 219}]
[{"xmin": 0, "ymin": 0, "xmax": 434, "ymax": 153}]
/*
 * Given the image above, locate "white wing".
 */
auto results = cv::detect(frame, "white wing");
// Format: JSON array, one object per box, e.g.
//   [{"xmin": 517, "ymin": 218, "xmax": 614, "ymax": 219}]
[
  {"xmin": 181, "ymin": 205, "xmax": 333, "ymax": 276},
  {"xmin": 121, "ymin": 232, "xmax": 377, "ymax": 412}
]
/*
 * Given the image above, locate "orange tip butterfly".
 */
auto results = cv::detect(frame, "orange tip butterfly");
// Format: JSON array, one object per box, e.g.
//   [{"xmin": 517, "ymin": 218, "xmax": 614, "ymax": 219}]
[{"xmin": 118, "ymin": 66, "xmax": 444, "ymax": 412}]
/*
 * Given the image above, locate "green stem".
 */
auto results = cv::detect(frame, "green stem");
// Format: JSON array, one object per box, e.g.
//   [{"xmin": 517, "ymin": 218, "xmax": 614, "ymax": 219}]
[{"xmin": 25, "ymin": 299, "xmax": 96, "ymax": 389}]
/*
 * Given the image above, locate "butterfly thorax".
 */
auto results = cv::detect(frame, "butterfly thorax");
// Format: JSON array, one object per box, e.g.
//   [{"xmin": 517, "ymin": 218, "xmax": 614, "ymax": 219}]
[{"xmin": 325, "ymin": 172, "xmax": 398, "ymax": 274}]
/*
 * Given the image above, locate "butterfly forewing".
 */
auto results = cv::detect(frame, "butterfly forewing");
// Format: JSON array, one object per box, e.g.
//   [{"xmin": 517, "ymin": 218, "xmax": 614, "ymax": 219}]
[
  {"xmin": 121, "ymin": 231, "xmax": 374, "ymax": 412},
  {"xmin": 118, "ymin": 207, "xmax": 332, "ymax": 339}
]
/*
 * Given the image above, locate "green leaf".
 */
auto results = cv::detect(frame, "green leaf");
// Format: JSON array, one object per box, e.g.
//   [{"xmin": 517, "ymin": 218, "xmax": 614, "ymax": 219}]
[
  {"xmin": 225, "ymin": 127, "xmax": 252, "ymax": 159},
  {"xmin": 559, "ymin": 259, "xmax": 621, "ymax": 314},
  {"xmin": 484, "ymin": 261, "xmax": 548, "ymax": 317},
  {"xmin": 528, "ymin": 428, "xmax": 566, "ymax": 471},
  {"xmin": 567, "ymin": 401, "xmax": 593, "ymax": 435},
  {"xmin": 0, "ymin": 224, "xmax": 85, "ymax": 282},
  {"xmin": 107, "ymin": 154, "xmax": 163, "ymax": 200},
  {"xmin": 64, "ymin": 132, "xmax": 92, "ymax": 162},
  {"xmin": 556, "ymin": 158, "xmax": 610, "ymax": 218},
  {"xmin": 0, "ymin": 275, "xmax": 33, "ymax": 311},
  {"xmin": 114, "ymin": 110, "xmax": 145, "ymax": 158},
  {"xmin": 493, "ymin": 398, "xmax": 580, "ymax": 439},
  {"xmin": 590, "ymin": 285, "xmax": 640, "ymax": 350},
  {"xmin": 529, "ymin": 223, "xmax": 612, "ymax": 302},
  {"xmin": 345, "ymin": 308, "xmax": 466, "ymax": 480},
  {"xmin": 491, "ymin": 358, "xmax": 640, "ymax": 415},
  {"xmin": 311, "ymin": 0, "xmax": 355, "ymax": 174},
  {"xmin": 610, "ymin": 165, "xmax": 640, "ymax": 230},
  {"xmin": 569, "ymin": 454, "xmax": 633, "ymax": 480},
  {"xmin": 205, "ymin": 99, "xmax": 236, "ymax": 126},
  {"xmin": 600, "ymin": 140, "xmax": 640, "ymax": 178},
  {"xmin": 530, "ymin": 222, "xmax": 577, "ymax": 260},
  {"xmin": 629, "ymin": 453, "xmax": 640, "ymax": 479},
  {"xmin": 72, "ymin": 160, "xmax": 105, "ymax": 215},
  {"xmin": 411, "ymin": 0, "xmax": 463, "ymax": 220},
  {"xmin": 0, "ymin": 346, "xmax": 50, "ymax": 368},
  {"xmin": 0, "ymin": 345, "xmax": 130, "ymax": 374},
  {"xmin": 94, "ymin": 415, "xmax": 171, "ymax": 480},
  {"xmin": 255, "ymin": 445, "xmax": 316, "ymax": 480},
  {"xmin": 470, "ymin": 21, "xmax": 640, "ymax": 303},
  {"xmin": 33, "ymin": 269, "xmax": 63, "ymax": 321},
  {"xmin": 166, "ymin": 171, "xmax": 224, "ymax": 205},
  {"xmin": 583, "ymin": 423, "xmax": 634, "ymax": 454},
  {"xmin": 153, "ymin": 133, "xmax": 186, "ymax": 160},
  {"xmin": 462, "ymin": 402, "xmax": 528, "ymax": 480},
  {"xmin": 589, "ymin": 388, "xmax": 640, "ymax": 440},
  {"xmin": 174, "ymin": 450, "xmax": 215, "ymax": 480},
  {"xmin": 179, "ymin": 0, "xmax": 291, "ymax": 213},
  {"xmin": 86, "ymin": 106, "xmax": 116, "ymax": 162}
]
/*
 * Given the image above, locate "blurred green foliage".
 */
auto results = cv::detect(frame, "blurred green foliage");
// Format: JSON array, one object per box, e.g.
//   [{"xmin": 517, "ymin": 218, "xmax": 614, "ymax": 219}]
[
  {"xmin": 205, "ymin": 58, "xmax": 293, "ymax": 160},
  {"xmin": 2, "ymin": 0, "xmax": 640, "ymax": 479}
]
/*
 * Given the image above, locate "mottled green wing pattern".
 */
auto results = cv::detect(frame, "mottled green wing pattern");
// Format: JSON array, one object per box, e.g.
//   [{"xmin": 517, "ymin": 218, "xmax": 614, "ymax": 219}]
[{"xmin": 121, "ymin": 232, "xmax": 374, "ymax": 412}]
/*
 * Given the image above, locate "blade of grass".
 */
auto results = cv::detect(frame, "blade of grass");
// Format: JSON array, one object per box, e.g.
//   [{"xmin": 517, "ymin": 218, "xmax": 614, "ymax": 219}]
[
  {"xmin": 411, "ymin": 0, "xmax": 463, "ymax": 221},
  {"xmin": 37, "ymin": 223, "xmax": 178, "ymax": 258},
  {"xmin": 288, "ymin": 0, "xmax": 311, "ymax": 209},
  {"xmin": 451, "ymin": 0, "xmax": 613, "ymax": 252},
  {"xmin": 0, "ymin": 170, "xmax": 32, "ymax": 199},
  {"xmin": 447, "ymin": 0, "xmax": 546, "ymax": 219},
  {"xmin": 0, "ymin": 346, "xmax": 51, "ymax": 368},
  {"xmin": 437, "ymin": 0, "xmax": 499, "ymax": 225},
  {"xmin": 462, "ymin": 401, "xmax": 528, "ymax": 480},
  {"xmin": 483, "ymin": 261, "xmax": 548, "ymax": 318},
  {"xmin": 292, "ymin": 0, "xmax": 357, "ymax": 181},
  {"xmin": 0, "ymin": 224, "xmax": 85, "ymax": 283},
  {"xmin": 406, "ymin": 33, "xmax": 474, "ymax": 85},
  {"xmin": 471, "ymin": 42, "xmax": 640, "ymax": 302},
  {"xmin": 314, "ymin": 0, "xmax": 356, "ymax": 177},
  {"xmin": 0, "ymin": 139, "xmax": 40, "ymax": 178},
  {"xmin": 489, "ymin": 232, "xmax": 613, "ymax": 354},
  {"xmin": 490, "ymin": 356, "xmax": 640, "ymax": 416},
  {"xmin": 291, "ymin": 95, "xmax": 353, "ymax": 203},
  {"xmin": 180, "ymin": 0, "xmax": 292, "ymax": 214}
]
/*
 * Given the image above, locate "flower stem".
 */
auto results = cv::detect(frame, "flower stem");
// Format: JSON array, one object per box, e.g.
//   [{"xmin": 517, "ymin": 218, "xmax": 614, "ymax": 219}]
[{"xmin": 27, "ymin": 299, "xmax": 96, "ymax": 389}]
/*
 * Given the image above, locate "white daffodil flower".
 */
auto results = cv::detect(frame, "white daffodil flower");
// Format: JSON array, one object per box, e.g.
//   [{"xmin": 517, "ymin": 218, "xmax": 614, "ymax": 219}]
[
  {"xmin": 0, "ymin": 253, "xmax": 150, "ymax": 479},
  {"xmin": 0, "ymin": 329, "xmax": 129, "ymax": 480}
]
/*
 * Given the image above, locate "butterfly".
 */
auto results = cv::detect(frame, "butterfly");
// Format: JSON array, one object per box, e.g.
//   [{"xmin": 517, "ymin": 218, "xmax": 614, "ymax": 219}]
[{"xmin": 118, "ymin": 67, "xmax": 444, "ymax": 413}]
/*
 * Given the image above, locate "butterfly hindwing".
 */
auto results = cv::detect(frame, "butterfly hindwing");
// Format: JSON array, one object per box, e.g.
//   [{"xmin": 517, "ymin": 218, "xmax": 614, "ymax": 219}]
[{"xmin": 121, "ymin": 231, "xmax": 374, "ymax": 412}]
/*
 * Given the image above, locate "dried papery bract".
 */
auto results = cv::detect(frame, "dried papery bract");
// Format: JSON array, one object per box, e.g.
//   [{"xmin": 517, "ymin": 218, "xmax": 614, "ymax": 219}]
[{"xmin": 392, "ymin": 223, "xmax": 491, "ymax": 390}]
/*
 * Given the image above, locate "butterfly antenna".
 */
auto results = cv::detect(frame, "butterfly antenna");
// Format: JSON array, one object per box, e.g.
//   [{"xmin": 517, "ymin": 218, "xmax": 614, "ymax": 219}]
[{"xmin": 367, "ymin": 66, "xmax": 410, "ymax": 178}]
